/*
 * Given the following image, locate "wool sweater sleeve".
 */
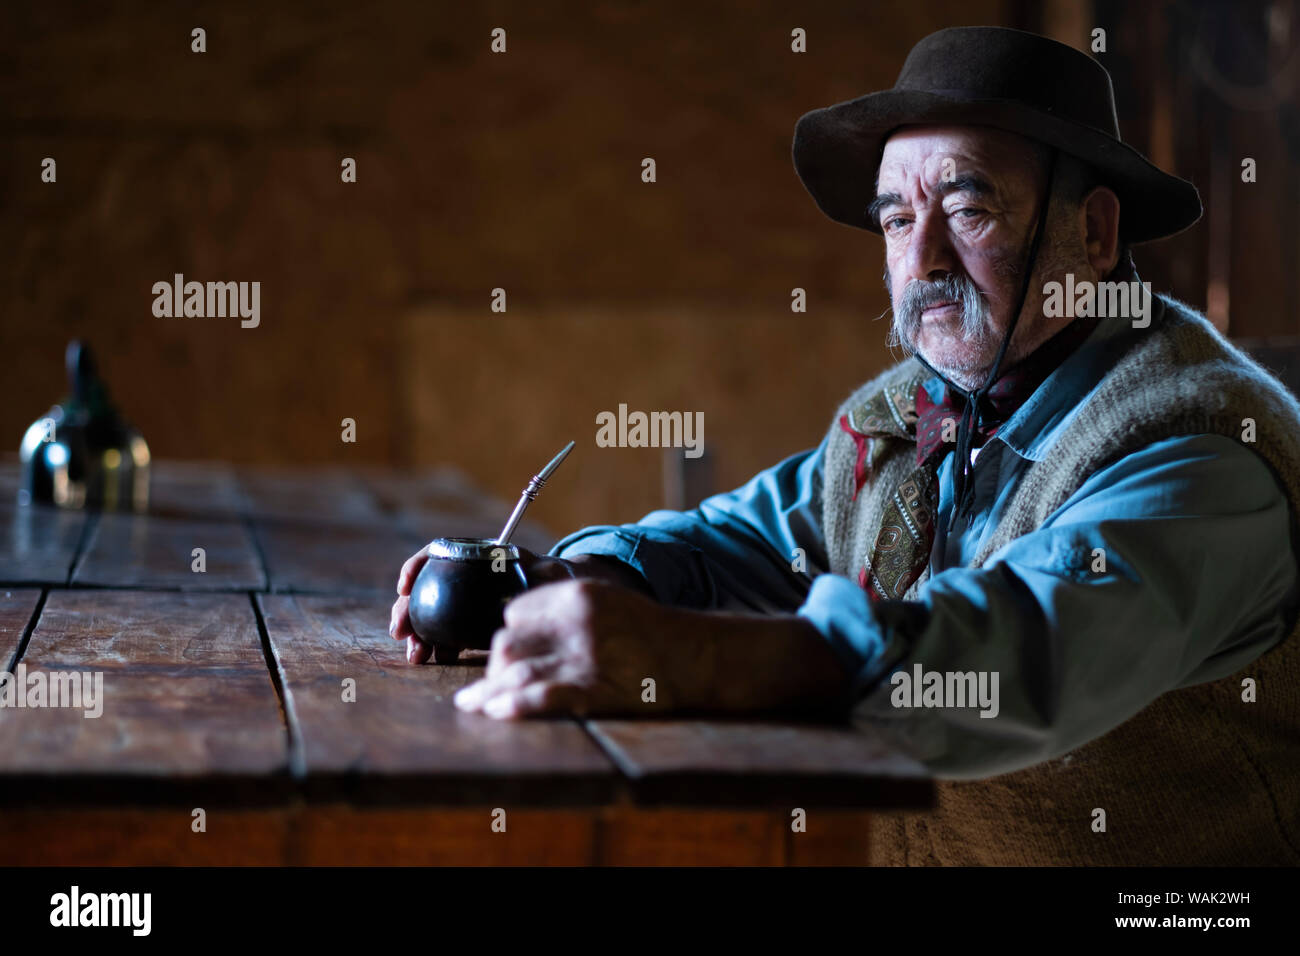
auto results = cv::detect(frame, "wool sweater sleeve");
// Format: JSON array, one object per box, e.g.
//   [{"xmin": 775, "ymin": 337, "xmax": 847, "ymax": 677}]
[{"xmin": 848, "ymin": 433, "xmax": 1300, "ymax": 780}]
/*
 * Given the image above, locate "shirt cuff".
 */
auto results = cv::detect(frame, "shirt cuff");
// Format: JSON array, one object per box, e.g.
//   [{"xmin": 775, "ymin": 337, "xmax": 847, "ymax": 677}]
[
  {"xmin": 550, "ymin": 527, "xmax": 688, "ymax": 605},
  {"xmin": 797, "ymin": 573, "xmax": 903, "ymax": 699}
]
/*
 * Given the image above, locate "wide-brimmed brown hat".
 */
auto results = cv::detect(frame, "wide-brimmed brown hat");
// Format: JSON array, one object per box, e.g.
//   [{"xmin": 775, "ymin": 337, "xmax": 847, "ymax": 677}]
[{"xmin": 792, "ymin": 26, "xmax": 1202, "ymax": 243}]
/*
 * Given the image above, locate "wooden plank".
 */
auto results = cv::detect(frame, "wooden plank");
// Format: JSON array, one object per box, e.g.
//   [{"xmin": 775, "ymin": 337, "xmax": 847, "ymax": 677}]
[
  {"xmin": 258, "ymin": 593, "xmax": 615, "ymax": 804},
  {"xmin": 359, "ymin": 464, "xmax": 505, "ymax": 521},
  {"xmin": 0, "ymin": 590, "xmax": 289, "ymax": 804},
  {"xmin": 0, "ymin": 460, "xmax": 84, "ymax": 585},
  {"xmin": 0, "ymin": 476, "xmax": 86, "ymax": 582},
  {"xmin": 399, "ymin": 509, "xmax": 556, "ymax": 556},
  {"xmin": 585, "ymin": 720, "xmax": 935, "ymax": 809},
  {"xmin": 359, "ymin": 465, "xmax": 557, "ymax": 554},
  {"xmin": 238, "ymin": 465, "xmax": 384, "ymax": 525},
  {"xmin": 147, "ymin": 459, "xmax": 247, "ymax": 518},
  {"xmin": 0, "ymin": 804, "xmax": 873, "ymax": 865},
  {"xmin": 598, "ymin": 808, "xmax": 786, "ymax": 865},
  {"xmin": 72, "ymin": 513, "xmax": 265, "ymax": 590},
  {"xmin": 255, "ymin": 520, "xmax": 425, "ymax": 594},
  {"xmin": 0, "ymin": 588, "xmax": 43, "ymax": 671},
  {"xmin": 785, "ymin": 810, "xmax": 874, "ymax": 866},
  {"xmin": 0, "ymin": 809, "xmax": 290, "ymax": 865},
  {"xmin": 286, "ymin": 806, "xmax": 596, "ymax": 865}
]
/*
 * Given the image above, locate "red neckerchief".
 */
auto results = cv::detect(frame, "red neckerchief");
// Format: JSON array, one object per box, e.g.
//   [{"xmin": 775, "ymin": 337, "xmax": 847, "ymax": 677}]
[{"xmin": 914, "ymin": 313, "xmax": 1102, "ymax": 465}]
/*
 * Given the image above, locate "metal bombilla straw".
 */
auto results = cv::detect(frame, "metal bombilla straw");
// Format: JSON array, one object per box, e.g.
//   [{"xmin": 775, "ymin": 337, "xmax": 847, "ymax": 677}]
[{"xmin": 494, "ymin": 440, "xmax": 576, "ymax": 546}]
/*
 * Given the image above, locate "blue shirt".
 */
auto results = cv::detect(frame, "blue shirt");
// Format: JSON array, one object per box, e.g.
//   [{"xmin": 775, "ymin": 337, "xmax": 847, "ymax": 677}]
[{"xmin": 551, "ymin": 310, "xmax": 1300, "ymax": 778}]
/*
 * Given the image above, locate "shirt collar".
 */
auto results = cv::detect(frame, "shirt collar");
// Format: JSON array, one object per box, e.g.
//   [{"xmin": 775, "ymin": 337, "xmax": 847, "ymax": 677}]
[{"xmin": 920, "ymin": 294, "xmax": 1166, "ymax": 463}]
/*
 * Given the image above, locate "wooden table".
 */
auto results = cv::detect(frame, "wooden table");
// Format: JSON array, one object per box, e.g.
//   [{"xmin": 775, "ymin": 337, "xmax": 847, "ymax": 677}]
[{"xmin": 0, "ymin": 459, "xmax": 932, "ymax": 865}]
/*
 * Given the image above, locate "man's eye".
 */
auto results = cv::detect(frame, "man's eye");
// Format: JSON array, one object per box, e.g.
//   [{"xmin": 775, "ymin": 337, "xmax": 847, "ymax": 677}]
[
  {"xmin": 883, "ymin": 216, "xmax": 911, "ymax": 231},
  {"xmin": 953, "ymin": 207, "xmax": 984, "ymax": 219}
]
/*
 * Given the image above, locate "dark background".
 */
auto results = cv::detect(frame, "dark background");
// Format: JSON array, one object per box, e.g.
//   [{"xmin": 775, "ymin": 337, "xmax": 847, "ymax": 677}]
[{"xmin": 2, "ymin": 0, "xmax": 1297, "ymax": 536}]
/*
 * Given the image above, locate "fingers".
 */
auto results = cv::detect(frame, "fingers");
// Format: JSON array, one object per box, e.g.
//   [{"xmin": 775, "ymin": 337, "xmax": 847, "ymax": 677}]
[
  {"xmin": 483, "ymin": 682, "xmax": 588, "ymax": 719},
  {"xmin": 486, "ymin": 628, "xmax": 555, "ymax": 679},
  {"xmin": 502, "ymin": 578, "xmax": 595, "ymax": 631},
  {"xmin": 517, "ymin": 551, "xmax": 577, "ymax": 587},
  {"xmin": 396, "ymin": 548, "xmax": 429, "ymax": 596},
  {"xmin": 454, "ymin": 654, "xmax": 566, "ymax": 712},
  {"xmin": 390, "ymin": 594, "xmax": 413, "ymax": 640},
  {"xmin": 451, "ymin": 578, "xmax": 608, "ymax": 717},
  {"xmin": 457, "ymin": 655, "xmax": 564, "ymax": 710},
  {"xmin": 407, "ymin": 634, "xmax": 432, "ymax": 665},
  {"xmin": 455, "ymin": 674, "xmax": 586, "ymax": 719}
]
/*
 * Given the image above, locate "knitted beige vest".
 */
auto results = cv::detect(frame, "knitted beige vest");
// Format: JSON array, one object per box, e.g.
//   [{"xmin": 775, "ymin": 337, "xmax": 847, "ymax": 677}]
[{"xmin": 822, "ymin": 295, "xmax": 1300, "ymax": 865}]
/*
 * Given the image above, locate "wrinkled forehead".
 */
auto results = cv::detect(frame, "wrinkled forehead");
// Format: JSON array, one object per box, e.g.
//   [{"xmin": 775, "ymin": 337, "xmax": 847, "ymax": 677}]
[{"xmin": 876, "ymin": 124, "xmax": 1047, "ymax": 194}]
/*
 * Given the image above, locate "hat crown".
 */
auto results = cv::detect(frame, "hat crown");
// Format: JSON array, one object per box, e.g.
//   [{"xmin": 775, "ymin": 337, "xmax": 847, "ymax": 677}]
[
  {"xmin": 895, "ymin": 26, "xmax": 1121, "ymax": 141},
  {"xmin": 791, "ymin": 25, "xmax": 1203, "ymax": 242}
]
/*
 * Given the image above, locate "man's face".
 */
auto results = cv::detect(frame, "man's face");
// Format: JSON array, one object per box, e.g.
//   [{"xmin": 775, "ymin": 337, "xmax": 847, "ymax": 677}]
[{"xmin": 873, "ymin": 125, "xmax": 1077, "ymax": 391}]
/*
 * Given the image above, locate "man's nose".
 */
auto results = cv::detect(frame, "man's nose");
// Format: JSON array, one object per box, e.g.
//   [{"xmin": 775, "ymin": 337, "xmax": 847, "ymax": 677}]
[{"xmin": 899, "ymin": 207, "xmax": 957, "ymax": 284}]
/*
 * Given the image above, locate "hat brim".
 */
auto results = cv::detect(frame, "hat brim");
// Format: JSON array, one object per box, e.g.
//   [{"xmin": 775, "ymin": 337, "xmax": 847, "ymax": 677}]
[{"xmin": 793, "ymin": 90, "xmax": 1203, "ymax": 244}]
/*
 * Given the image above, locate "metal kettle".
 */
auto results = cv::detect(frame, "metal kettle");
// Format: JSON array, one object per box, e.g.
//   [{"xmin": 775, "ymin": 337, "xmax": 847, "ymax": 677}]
[{"xmin": 19, "ymin": 341, "xmax": 150, "ymax": 510}]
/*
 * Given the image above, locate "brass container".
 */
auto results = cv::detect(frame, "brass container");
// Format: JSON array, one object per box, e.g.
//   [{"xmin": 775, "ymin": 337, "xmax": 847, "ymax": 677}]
[{"xmin": 19, "ymin": 341, "xmax": 150, "ymax": 511}]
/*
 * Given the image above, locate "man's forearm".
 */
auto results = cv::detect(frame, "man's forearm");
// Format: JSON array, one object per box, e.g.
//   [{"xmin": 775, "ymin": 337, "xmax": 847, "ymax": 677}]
[
  {"xmin": 566, "ymin": 553, "xmax": 657, "ymax": 597},
  {"xmin": 678, "ymin": 611, "xmax": 854, "ymax": 718},
  {"xmin": 568, "ymin": 555, "xmax": 853, "ymax": 719}
]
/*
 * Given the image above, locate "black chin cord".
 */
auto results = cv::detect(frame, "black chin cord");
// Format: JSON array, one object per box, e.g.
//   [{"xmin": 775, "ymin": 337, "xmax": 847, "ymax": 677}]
[{"xmin": 950, "ymin": 149, "xmax": 1058, "ymax": 520}]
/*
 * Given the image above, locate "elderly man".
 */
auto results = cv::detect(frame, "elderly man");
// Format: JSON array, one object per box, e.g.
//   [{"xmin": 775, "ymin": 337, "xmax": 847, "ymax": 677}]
[{"xmin": 391, "ymin": 27, "xmax": 1300, "ymax": 865}]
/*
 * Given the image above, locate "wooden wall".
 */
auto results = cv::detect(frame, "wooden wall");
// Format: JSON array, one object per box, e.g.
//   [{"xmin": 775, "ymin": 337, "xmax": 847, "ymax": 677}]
[{"xmin": 3, "ymin": 0, "xmax": 1294, "ymax": 538}]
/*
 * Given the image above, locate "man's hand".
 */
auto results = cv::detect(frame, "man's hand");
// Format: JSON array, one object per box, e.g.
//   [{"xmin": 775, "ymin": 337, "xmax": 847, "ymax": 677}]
[
  {"xmin": 389, "ymin": 546, "xmax": 650, "ymax": 664},
  {"xmin": 454, "ymin": 579, "xmax": 854, "ymax": 720},
  {"xmin": 453, "ymin": 578, "xmax": 692, "ymax": 718},
  {"xmin": 391, "ymin": 547, "xmax": 432, "ymax": 663}
]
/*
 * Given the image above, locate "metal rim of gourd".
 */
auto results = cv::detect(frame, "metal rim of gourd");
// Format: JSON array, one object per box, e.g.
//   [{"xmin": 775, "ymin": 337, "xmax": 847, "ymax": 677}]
[{"xmin": 425, "ymin": 537, "xmax": 520, "ymax": 561}]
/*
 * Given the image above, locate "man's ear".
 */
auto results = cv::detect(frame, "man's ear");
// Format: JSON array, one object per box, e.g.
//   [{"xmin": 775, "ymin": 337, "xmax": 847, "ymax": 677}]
[{"xmin": 1081, "ymin": 185, "xmax": 1121, "ymax": 278}]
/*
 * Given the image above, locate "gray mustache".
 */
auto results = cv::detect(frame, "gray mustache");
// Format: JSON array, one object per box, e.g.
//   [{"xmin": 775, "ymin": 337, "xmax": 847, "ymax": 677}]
[{"xmin": 890, "ymin": 273, "xmax": 991, "ymax": 349}]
